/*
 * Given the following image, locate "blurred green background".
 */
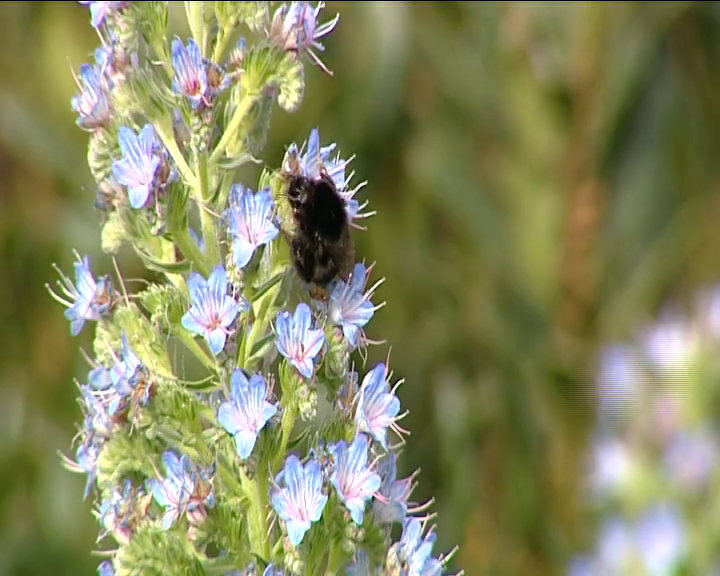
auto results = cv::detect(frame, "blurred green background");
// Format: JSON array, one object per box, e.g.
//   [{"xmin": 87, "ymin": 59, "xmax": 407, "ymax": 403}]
[{"xmin": 3, "ymin": 1, "xmax": 720, "ymax": 574}]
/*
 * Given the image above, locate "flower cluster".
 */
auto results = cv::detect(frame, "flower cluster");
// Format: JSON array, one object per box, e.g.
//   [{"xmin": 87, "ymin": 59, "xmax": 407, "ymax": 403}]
[
  {"xmin": 568, "ymin": 288, "xmax": 720, "ymax": 575},
  {"xmin": 55, "ymin": 2, "xmax": 463, "ymax": 575}
]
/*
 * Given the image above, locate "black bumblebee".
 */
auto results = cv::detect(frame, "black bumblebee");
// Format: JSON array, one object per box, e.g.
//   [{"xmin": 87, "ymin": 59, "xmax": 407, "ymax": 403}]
[{"xmin": 283, "ymin": 170, "xmax": 355, "ymax": 288}]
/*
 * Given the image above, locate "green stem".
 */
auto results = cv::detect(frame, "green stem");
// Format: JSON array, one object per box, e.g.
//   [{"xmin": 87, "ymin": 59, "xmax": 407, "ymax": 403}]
[
  {"xmin": 209, "ymin": 91, "xmax": 258, "ymax": 164},
  {"xmin": 213, "ymin": 28, "xmax": 234, "ymax": 63},
  {"xmin": 324, "ymin": 539, "xmax": 345, "ymax": 576},
  {"xmin": 171, "ymin": 223, "xmax": 211, "ymax": 277},
  {"xmin": 153, "ymin": 120, "xmax": 198, "ymax": 190},
  {"xmin": 174, "ymin": 327, "xmax": 216, "ymax": 373},
  {"xmin": 238, "ymin": 464, "xmax": 270, "ymax": 559},
  {"xmin": 272, "ymin": 402, "xmax": 297, "ymax": 474},
  {"xmin": 196, "ymin": 151, "xmax": 221, "ymax": 269}
]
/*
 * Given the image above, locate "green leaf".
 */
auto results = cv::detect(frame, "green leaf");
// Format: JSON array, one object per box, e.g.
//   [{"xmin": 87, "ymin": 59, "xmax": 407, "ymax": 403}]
[
  {"xmin": 215, "ymin": 151, "xmax": 262, "ymax": 171},
  {"xmin": 133, "ymin": 244, "xmax": 193, "ymax": 274}
]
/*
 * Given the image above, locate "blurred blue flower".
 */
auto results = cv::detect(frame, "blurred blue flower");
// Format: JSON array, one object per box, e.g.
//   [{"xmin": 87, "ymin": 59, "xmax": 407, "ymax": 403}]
[
  {"xmin": 595, "ymin": 344, "xmax": 643, "ymax": 426},
  {"xmin": 78, "ymin": 1, "xmax": 128, "ymax": 28},
  {"xmin": 171, "ymin": 37, "xmax": 208, "ymax": 109},
  {"xmin": 640, "ymin": 312, "xmax": 699, "ymax": 373},
  {"xmin": 217, "ymin": 370, "xmax": 277, "ymax": 459},
  {"xmin": 107, "ymin": 333, "xmax": 150, "ymax": 414},
  {"xmin": 329, "ymin": 433, "xmax": 381, "ymax": 525},
  {"xmin": 71, "ymin": 59, "xmax": 111, "ymax": 130},
  {"xmin": 225, "ymin": 185, "xmax": 279, "ymax": 268},
  {"xmin": 595, "ymin": 518, "xmax": 634, "ymax": 573},
  {"xmin": 636, "ymin": 504, "xmax": 687, "ymax": 576},
  {"xmin": 81, "ymin": 386, "xmax": 115, "ymax": 439},
  {"xmin": 271, "ymin": 455, "xmax": 328, "ymax": 546},
  {"xmin": 148, "ymin": 452, "xmax": 197, "ymax": 530},
  {"xmin": 664, "ymin": 427, "xmax": 717, "ymax": 490},
  {"xmin": 587, "ymin": 435, "xmax": 633, "ymax": 499},
  {"xmin": 328, "ymin": 262, "xmax": 384, "ymax": 349},
  {"xmin": 275, "ymin": 303, "xmax": 325, "ymax": 378},
  {"xmin": 355, "ymin": 362, "xmax": 403, "ymax": 451},
  {"xmin": 181, "ymin": 266, "xmax": 241, "ymax": 356},
  {"xmin": 112, "ymin": 124, "xmax": 162, "ymax": 209},
  {"xmin": 76, "ymin": 440, "xmax": 100, "ymax": 500},
  {"xmin": 97, "ymin": 560, "xmax": 115, "ymax": 576},
  {"xmin": 346, "ymin": 549, "xmax": 372, "ymax": 576},
  {"xmin": 48, "ymin": 253, "xmax": 113, "ymax": 337},
  {"xmin": 270, "ymin": 1, "xmax": 339, "ymax": 75}
]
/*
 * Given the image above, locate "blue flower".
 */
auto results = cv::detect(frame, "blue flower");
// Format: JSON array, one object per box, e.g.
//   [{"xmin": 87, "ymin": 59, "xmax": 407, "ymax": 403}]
[
  {"xmin": 181, "ymin": 266, "xmax": 242, "ymax": 356},
  {"xmin": 283, "ymin": 128, "xmax": 372, "ymax": 226},
  {"xmin": 148, "ymin": 452, "xmax": 200, "ymax": 530},
  {"xmin": 217, "ymin": 370, "xmax": 277, "ymax": 459},
  {"xmin": 96, "ymin": 479, "xmax": 140, "ymax": 544},
  {"xmin": 329, "ymin": 262, "xmax": 384, "ymax": 349},
  {"xmin": 225, "ymin": 185, "xmax": 279, "ymax": 268},
  {"xmin": 275, "ymin": 303, "xmax": 325, "ymax": 378},
  {"xmin": 76, "ymin": 440, "xmax": 100, "ymax": 500},
  {"xmin": 390, "ymin": 517, "xmax": 448, "ymax": 576},
  {"xmin": 71, "ymin": 59, "xmax": 111, "ymax": 130},
  {"xmin": 107, "ymin": 333, "xmax": 150, "ymax": 414},
  {"xmin": 272, "ymin": 455, "xmax": 328, "ymax": 546},
  {"xmin": 355, "ymin": 362, "xmax": 404, "ymax": 451},
  {"xmin": 636, "ymin": 504, "xmax": 686, "ymax": 576},
  {"xmin": 346, "ymin": 550, "xmax": 373, "ymax": 576},
  {"xmin": 372, "ymin": 451, "xmax": 419, "ymax": 525},
  {"xmin": 664, "ymin": 427, "xmax": 717, "ymax": 490},
  {"xmin": 112, "ymin": 124, "xmax": 162, "ymax": 209},
  {"xmin": 78, "ymin": 1, "xmax": 128, "ymax": 28},
  {"xmin": 48, "ymin": 252, "xmax": 114, "ymax": 336},
  {"xmin": 270, "ymin": 1, "xmax": 340, "ymax": 75},
  {"xmin": 81, "ymin": 385, "xmax": 115, "ymax": 439},
  {"xmin": 171, "ymin": 37, "xmax": 209, "ymax": 109},
  {"xmin": 97, "ymin": 560, "xmax": 115, "ymax": 576},
  {"xmin": 329, "ymin": 433, "xmax": 381, "ymax": 525}
]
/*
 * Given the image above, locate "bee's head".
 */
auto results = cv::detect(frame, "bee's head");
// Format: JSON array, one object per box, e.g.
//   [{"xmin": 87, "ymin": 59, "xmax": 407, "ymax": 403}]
[{"xmin": 286, "ymin": 175, "xmax": 312, "ymax": 209}]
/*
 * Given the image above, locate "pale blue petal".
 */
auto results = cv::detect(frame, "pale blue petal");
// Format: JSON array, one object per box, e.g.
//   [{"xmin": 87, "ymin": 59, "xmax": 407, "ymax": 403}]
[
  {"xmin": 346, "ymin": 499, "xmax": 368, "ymax": 525},
  {"xmin": 217, "ymin": 402, "xmax": 241, "ymax": 435},
  {"xmin": 231, "ymin": 370, "xmax": 249, "ymax": 399},
  {"xmin": 128, "ymin": 183, "xmax": 150, "ymax": 209},
  {"xmin": 293, "ymin": 357, "xmax": 314, "ymax": 379},
  {"xmin": 186, "ymin": 273, "xmax": 205, "ymax": 301},
  {"xmin": 234, "ymin": 429, "xmax": 258, "ymax": 459},
  {"xmin": 286, "ymin": 519, "xmax": 311, "ymax": 546},
  {"xmin": 233, "ymin": 237, "xmax": 256, "ymax": 268},
  {"xmin": 181, "ymin": 310, "xmax": 205, "ymax": 335},
  {"xmin": 309, "ymin": 492, "xmax": 328, "ymax": 523},
  {"xmin": 207, "ymin": 328, "xmax": 227, "ymax": 356},
  {"xmin": 305, "ymin": 328, "xmax": 325, "ymax": 358},
  {"xmin": 207, "ymin": 266, "xmax": 228, "ymax": 295},
  {"xmin": 161, "ymin": 508, "xmax": 179, "ymax": 530}
]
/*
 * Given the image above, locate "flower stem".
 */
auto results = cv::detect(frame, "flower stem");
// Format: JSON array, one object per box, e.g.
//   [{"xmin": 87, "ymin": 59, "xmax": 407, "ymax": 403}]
[
  {"xmin": 195, "ymin": 150, "xmax": 221, "ymax": 269},
  {"xmin": 213, "ymin": 28, "xmax": 233, "ymax": 63},
  {"xmin": 174, "ymin": 328, "xmax": 216, "ymax": 373},
  {"xmin": 239, "ymin": 463, "xmax": 270, "ymax": 560},
  {"xmin": 273, "ymin": 402, "xmax": 297, "ymax": 474},
  {"xmin": 153, "ymin": 119, "xmax": 198, "ymax": 190},
  {"xmin": 170, "ymin": 222, "xmax": 211, "ymax": 278},
  {"xmin": 209, "ymin": 91, "xmax": 257, "ymax": 164},
  {"xmin": 324, "ymin": 539, "xmax": 345, "ymax": 576}
]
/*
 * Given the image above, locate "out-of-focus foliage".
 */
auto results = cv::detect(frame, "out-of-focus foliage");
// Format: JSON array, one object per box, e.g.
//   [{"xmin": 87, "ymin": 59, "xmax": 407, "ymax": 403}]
[{"xmin": 2, "ymin": 2, "xmax": 720, "ymax": 575}]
